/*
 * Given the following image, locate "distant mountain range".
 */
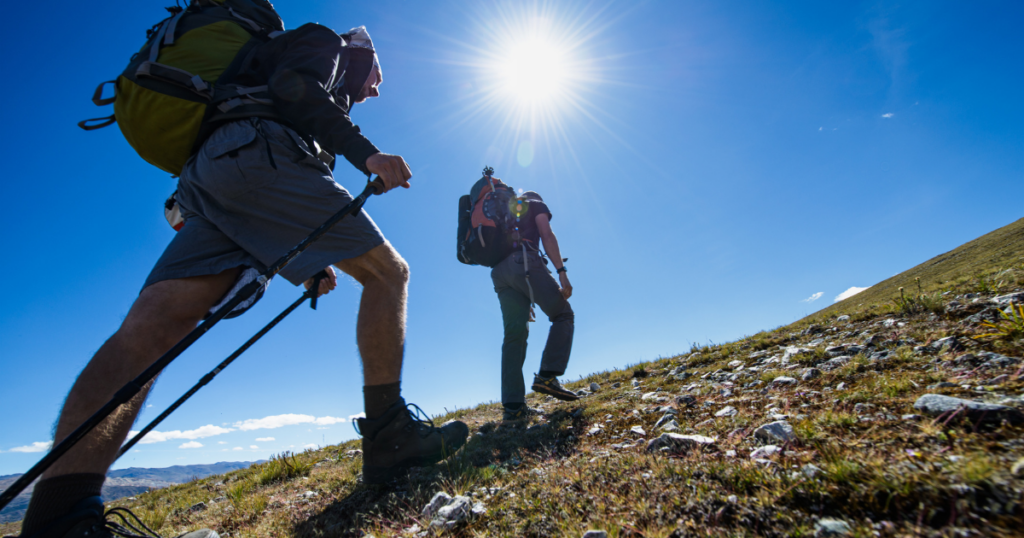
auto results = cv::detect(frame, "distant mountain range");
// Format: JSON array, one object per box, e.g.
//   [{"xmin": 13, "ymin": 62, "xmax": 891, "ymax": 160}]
[{"xmin": 0, "ymin": 461, "xmax": 256, "ymax": 523}]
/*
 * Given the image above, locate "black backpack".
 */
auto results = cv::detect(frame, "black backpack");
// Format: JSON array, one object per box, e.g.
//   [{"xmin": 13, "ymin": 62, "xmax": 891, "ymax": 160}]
[{"xmin": 457, "ymin": 167, "xmax": 519, "ymax": 267}]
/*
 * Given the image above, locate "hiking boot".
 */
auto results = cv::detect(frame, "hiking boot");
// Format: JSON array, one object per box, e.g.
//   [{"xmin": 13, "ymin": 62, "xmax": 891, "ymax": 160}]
[
  {"xmin": 15, "ymin": 496, "xmax": 217, "ymax": 538},
  {"xmin": 531, "ymin": 374, "xmax": 579, "ymax": 401},
  {"xmin": 356, "ymin": 399, "xmax": 469, "ymax": 484},
  {"xmin": 502, "ymin": 405, "xmax": 541, "ymax": 421}
]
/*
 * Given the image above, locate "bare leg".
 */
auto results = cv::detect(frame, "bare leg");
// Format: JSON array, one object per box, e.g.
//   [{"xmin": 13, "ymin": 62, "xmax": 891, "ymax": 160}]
[
  {"xmin": 334, "ymin": 242, "xmax": 409, "ymax": 385},
  {"xmin": 43, "ymin": 269, "xmax": 240, "ymax": 479}
]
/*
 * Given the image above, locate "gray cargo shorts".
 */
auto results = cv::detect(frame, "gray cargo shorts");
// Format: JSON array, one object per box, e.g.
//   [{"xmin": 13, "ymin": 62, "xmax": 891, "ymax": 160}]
[{"xmin": 144, "ymin": 118, "xmax": 385, "ymax": 293}]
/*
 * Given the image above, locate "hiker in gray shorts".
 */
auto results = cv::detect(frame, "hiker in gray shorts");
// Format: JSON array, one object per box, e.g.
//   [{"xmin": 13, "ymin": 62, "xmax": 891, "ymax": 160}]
[
  {"xmin": 494, "ymin": 191, "xmax": 578, "ymax": 421},
  {"xmin": 19, "ymin": 24, "xmax": 467, "ymax": 538}
]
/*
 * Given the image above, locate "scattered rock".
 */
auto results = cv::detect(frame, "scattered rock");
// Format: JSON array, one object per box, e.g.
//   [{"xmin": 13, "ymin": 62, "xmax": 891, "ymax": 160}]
[
  {"xmin": 802, "ymin": 368, "xmax": 821, "ymax": 381},
  {"xmin": 645, "ymin": 433, "xmax": 717, "ymax": 454},
  {"xmin": 189, "ymin": 502, "xmax": 207, "ymax": 513},
  {"xmin": 982, "ymin": 374, "xmax": 1009, "ymax": 386},
  {"xmin": 753, "ymin": 421, "xmax": 796, "ymax": 444},
  {"xmin": 653, "ymin": 414, "xmax": 675, "ymax": 429},
  {"xmin": 611, "ymin": 382, "xmax": 621, "ymax": 389},
  {"xmin": 632, "ymin": 379, "xmax": 641, "ymax": 389},
  {"xmin": 836, "ymin": 382, "xmax": 846, "ymax": 391},
  {"xmin": 820, "ymin": 356, "xmax": 851, "ymax": 371},
  {"xmin": 912, "ymin": 394, "xmax": 1024, "ymax": 424},
  {"xmin": 853, "ymin": 403, "xmax": 876, "ymax": 415},
  {"xmin": 815, "ymin": 518, "xmax": 852, "ymax": 537},
  {"xmin": 630, "ymin": 425, "xmax": 647, "ymax": 436},
  {"xmin": 590, "ymin": 382, "xmax": 601, "ymax": 392},
  {"xmin": 750, "ymin": 445, "xmax": 781, "ymax": 459},
  {"xmin": 587, "ymin": 426, "xmax": 602, "ymax": 436},
  {"xmin": 901, "ymin": 414, "xmax": 922, "ymax": 421},
  {"xmin": 582, "ymin": 532, "xmax": 608, "ymax": 538},
  {"xmin": 802, "ymin": 464, "xmax": 823, "ymax": 478},
  {"xmin": 728, "ymin": 360, "xmax": 744, "ymax": 369},
  {"xmin": 423, "ymin": 492, "xmax": 451, "ymax": 518},
  {"xmin": 676, "ymin": 394, "xmax": 697, "ymax": 407},
  {"xmin": 715, "ymin": 406, "xmax": 738, "ymax": 417},
  {"xmin": 1012, "ymin": 457, "xmax": 1024, "ymax": 477},
  {"xmin": 992, "ymin": 292, "xmax": 1024, "ymax": 306},
  {"xmin": 771, "ymin": 376, "xmax": 798, "ymax": 387},
  {"xmin": 927, "ymin": 382, "xmax": 957, "ymax": 389}
]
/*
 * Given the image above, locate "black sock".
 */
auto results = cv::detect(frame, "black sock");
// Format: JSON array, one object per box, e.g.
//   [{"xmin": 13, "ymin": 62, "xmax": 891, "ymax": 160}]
[
  {"xmin": 538, "ymin": 370, "xmax": 559, "ymax": 379},
  {"xmin": 504, "ymin": 402, "xmax": 524, "ymax": 411},
  {"xmin": 21, "ymin": 473, "xmax": 106, "ymax": 536},
  {"xmin": 363, "ymin": 381, "xmax": 402, "ymax": 420}
]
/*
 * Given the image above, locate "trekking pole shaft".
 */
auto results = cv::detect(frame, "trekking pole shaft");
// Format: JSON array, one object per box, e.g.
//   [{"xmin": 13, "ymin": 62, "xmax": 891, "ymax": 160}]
[
  {"xmin": 0, "ymin": 179, "xmax": 383, "ymax": 511},
  {"xmin": 116, "ymin": 290, "xmax": 313, "ymax": 460}
]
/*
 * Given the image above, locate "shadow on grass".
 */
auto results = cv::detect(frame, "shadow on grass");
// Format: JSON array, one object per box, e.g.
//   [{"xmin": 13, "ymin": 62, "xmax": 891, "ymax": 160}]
[{"xmin": 291, "ymin": 407, "xmax": 586, "ymax": 537}]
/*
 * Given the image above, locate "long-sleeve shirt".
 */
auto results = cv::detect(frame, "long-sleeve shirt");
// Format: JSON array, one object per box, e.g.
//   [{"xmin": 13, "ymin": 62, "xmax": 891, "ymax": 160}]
[{"xmin": 240, "ymin": 23, "xmax": 380, "ymax": 175}]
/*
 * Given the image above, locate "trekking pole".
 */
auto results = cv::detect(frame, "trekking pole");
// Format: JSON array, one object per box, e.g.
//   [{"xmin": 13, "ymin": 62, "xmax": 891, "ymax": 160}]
[
  {"xmin": 0, "ymin": 178, "xmax": 385, "ymax": 511},
  {"xmin": 115, "ymin": 270, "xmax": 329, "ymax": 460}
]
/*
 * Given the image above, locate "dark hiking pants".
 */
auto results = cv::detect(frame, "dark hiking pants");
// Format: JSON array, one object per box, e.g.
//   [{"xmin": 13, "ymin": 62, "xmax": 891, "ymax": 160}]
[{"xmin": 491, "ymin": 249, "xmax": 574, "ymax": 406}]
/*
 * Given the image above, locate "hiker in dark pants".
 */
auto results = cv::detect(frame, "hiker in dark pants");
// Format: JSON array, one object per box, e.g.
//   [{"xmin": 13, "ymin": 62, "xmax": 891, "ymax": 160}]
[
  {"xmin": 494, "ymin": 191, "xmax": 578, "ymax": 421},
  {"xmin": 17, "ymin": 23, "xmax": 467, "ymax": 538}
]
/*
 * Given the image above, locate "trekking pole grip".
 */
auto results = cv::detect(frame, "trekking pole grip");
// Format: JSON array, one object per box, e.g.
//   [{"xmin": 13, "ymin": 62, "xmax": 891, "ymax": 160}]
[{"xmin": 369, "ymin": 176, "xmax": 386, "ymax": 195}]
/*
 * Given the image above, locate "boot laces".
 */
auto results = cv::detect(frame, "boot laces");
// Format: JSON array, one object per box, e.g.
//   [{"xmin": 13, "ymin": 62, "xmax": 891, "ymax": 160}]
[
  {"xmin": 103, "ymin": 507, "xmax": 163, "ymax": 538},
  {"xmin": 405, "ymin": 402, "xmax": 439, "ymax": 438},
  {"xmin": 350, "ymin": 403, "xmax": 436, "ymax": 438}
]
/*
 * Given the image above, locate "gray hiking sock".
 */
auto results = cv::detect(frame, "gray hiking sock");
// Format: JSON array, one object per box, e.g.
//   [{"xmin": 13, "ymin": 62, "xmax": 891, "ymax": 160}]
[
  {"xmin": 363, "ymin": 382, "xmax": 402, "ymax": 420},
  {"xmin": 20, "ymin": 473, "xmax": 105, "ymax": 536}
]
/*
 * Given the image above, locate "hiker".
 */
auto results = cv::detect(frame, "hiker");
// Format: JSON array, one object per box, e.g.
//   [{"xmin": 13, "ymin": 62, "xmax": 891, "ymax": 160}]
[
  {"xmin": 16, "ymin": 6, "xmax": 467, "ymax": 538},
  {"xmin": 455, "ymin": 174, "xmax": 578, "ymax": 421},
  {"xmin": 492, "ymin": 190, "xmax": 578, "ymax": 420}
]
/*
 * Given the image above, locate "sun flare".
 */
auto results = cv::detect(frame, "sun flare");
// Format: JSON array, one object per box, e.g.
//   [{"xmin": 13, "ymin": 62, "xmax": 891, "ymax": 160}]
[{"xmin": 495, "ymin": 35, "xmax": 571, "ymax": 105}]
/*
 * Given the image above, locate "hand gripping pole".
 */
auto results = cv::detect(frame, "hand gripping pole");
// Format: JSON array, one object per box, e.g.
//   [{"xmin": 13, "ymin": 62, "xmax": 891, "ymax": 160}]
[{"xmin": 0, "ymin": 179, "xmax": 385, "ymax": 510}]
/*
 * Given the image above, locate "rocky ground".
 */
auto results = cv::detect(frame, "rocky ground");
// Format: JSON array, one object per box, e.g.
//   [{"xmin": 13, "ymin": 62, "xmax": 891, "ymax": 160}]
[{"xmin": 3, "ymin": 269, "xmax": 1023, "ymax": 537}]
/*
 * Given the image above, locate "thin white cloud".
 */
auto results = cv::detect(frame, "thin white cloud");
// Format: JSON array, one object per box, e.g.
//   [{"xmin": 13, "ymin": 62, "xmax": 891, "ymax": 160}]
[
  {"xmin": 232, "ymin": 447, "xmax": 243, "ymax": 451},
  {"xmin": 249, "ymin": 445, "xmax": 259, "ymax": 449},
  {"xmin": 835, "ymin": 286, "xmax": 870, "ymax": 302},
  {"xmin": 255, "ymin": 437, "xmax": 275, "ymax": 442},
  {"xmin": 179, "ymin": 441, "xmax": 203, "ymax": 449},
  {"xmin": 801, "ymin": 292, "xmax": 824, "ymax": 303},
  {"xmin": 881, "ymin": 113, "xmax": 894, "ymax": 118},
  {"xmin": 233, "ymin": 414, "xmax": 345, "ymax": 431},
  {"xmin": 127, "ymin": 424, "xmax": 234, "ymax": 445},
  {"xmin": 818, "ymin": 127, "xmax": 822, "ymax": 131},
  {"xmin": 8, "ymin": 441, "xmax": 52, "ymax": 453},
  {"xmin": 303, "ymin": 443, "xmax": 319, "ymax": 450},
  {"xmin": 218, "ymin": 441, "xmax": 228, "ymax": 445}
]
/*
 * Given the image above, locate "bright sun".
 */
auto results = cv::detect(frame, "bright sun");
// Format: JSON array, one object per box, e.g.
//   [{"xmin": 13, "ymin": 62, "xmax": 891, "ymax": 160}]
[{"xmin": 496, "ymin": 36, "xmax": 570, "ymax": 104}]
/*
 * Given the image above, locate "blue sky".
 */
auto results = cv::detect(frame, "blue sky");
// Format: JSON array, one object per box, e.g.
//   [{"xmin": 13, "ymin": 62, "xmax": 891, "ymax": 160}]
[{"xmin": 1, "ymin": 1, "xmax": 1022, "ymax": 474}]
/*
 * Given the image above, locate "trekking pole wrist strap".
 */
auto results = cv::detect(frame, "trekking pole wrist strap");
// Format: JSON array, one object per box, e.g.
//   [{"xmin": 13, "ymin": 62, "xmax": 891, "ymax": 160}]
[{"xmin": 557, "ymin": 266, "xmax": 567, "ymax": 273}]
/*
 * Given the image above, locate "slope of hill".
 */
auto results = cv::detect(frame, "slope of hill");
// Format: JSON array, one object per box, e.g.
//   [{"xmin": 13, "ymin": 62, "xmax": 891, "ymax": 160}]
[
  {"xmin": 0, "ymin": 462, "xmax": 255, "ymax": 524},
  {"xmin": 2, "ymin": 218, "xmax": 1023, "ymax": 537}
]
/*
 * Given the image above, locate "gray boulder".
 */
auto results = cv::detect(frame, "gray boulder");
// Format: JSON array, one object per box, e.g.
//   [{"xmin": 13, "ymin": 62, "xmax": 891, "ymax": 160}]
[
  {"xmin": 992, "ymin": 292, "xmax": 1024, "ymax": 306},
  {"xmin": 582, "ymin": 532, "xmax": 608, "ymax": 538},
  {"xmin": 912, "ymin": 394, "xmax": 1024, "ymax": 424},
  {"xmin": 771, "ymin": 376, "xmax": 798, "ymax": 386},
  {"xmin": 802, "ymin": 368, "xmax": 821, "ymax": 381}
]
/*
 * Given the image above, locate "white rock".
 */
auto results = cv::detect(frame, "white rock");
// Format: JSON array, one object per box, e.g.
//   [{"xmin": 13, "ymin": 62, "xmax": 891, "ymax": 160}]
[
  {"xmin": 728, "ymin": 360, "xmax": 744, "ymax": 369},
  {"xmin": 814, "ymin": 518, "xmax": 852, "ymax": 537},
  {"xmin": 715, "ymin": 406, "xmax": 738, "ymax": 417},
  {"xmin": 423, "ymin": 492, "xmax": 452, "ymax": 517},
  {"xmin": 837, "ymin": 315, "xmax": 851, "ymax": 322},
  {"xmin": 771, "ymin": 376, "xmax": 798, "ymax": 386},
  {"xmin": 645, "ymin": 433, "xmax": 717, "ymax": 454},
  {"xmin": 431, "ymin": 496, "xmax": 473, "ymax": 528},
  {"xmin": 802, "ymin": 464, "xmax": 823, "ymax": 478},
  {"xmin": 750, "ymin": 445, "xmax": 781, "ymax": 459},
  {"xmin": 630, "ymin": 425, "xmax": 646, "ymax": 436}
]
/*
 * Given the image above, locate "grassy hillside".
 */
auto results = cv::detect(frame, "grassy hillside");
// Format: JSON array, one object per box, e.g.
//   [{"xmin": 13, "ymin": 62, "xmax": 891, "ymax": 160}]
[
  {"xmin": 3, "ymin": 218, "xmax": 1023, "ymax": 538},
  {"xmin": 814, "ymin": 216, "xmax": 1024, "ymax": 319}
]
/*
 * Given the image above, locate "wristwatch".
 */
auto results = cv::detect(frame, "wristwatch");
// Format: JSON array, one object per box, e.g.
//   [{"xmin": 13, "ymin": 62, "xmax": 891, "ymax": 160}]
[{"xmin": 556, "ymin": 266, "xmax": 567, "ymax": 274}]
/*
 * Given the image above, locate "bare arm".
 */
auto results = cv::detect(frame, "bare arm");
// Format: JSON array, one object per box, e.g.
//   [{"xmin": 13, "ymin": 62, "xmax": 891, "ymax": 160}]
[{"xmin": 536, "ymin": 213, "xmax": 572, "ymax": 299}]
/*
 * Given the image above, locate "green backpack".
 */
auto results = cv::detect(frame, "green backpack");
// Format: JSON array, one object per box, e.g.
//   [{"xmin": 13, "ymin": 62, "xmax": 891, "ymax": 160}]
[{"xmin": 80, "ymin": 0, "xmax": 285, "ymax": 175}]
